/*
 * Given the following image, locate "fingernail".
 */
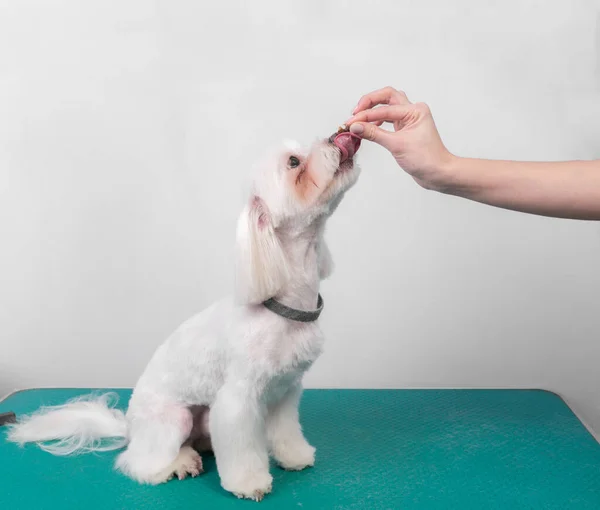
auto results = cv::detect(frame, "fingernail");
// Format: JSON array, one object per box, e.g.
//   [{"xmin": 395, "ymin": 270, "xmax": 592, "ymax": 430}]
[
  {"xmin": 351, "ymin": 106, "xmax": 358, "ymax": 114},
  {"xmin": 350, "ymin": 123, "xmax": 364, "ymax": 135}
]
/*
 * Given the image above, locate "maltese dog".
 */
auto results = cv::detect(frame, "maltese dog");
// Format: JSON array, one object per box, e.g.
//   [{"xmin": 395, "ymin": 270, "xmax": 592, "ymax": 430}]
[{"xmin": 8, "ymin": 129, "xmax": 362, "ymax": 501}]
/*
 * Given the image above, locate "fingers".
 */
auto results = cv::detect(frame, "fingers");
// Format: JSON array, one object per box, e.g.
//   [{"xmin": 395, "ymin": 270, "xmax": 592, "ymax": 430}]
[
  {"xmin": 348, "ymin": 122, "xmax": 394, "ymax": 148},
  {"xmin": 352, "ymin": 86, "xmax": 410, "ymax": 115},
  {"xmin": 346, "ymin": 104, "xmax": 416, "ymax": 128}
]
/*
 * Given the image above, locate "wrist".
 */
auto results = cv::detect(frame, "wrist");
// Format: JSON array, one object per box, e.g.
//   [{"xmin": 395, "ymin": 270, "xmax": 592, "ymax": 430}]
[{"xmin": 429, "ymin": 152, "xmax": 463, "ymax": 195}]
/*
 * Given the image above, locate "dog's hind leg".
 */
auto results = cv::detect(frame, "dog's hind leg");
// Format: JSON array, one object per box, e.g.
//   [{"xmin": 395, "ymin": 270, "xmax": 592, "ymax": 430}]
[
  {"xmin": 145, "ymin": 445, "xmax": 203, "ymax": 483},
  {"xmin": 115, "ymin": 398, "xmax": 203, "ymax": 484}
]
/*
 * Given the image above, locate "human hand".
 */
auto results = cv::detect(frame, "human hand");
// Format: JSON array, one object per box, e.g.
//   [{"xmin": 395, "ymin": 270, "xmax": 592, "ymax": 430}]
[
  {"xmin": 346, "ymin": 87, "xmax": 600, "ymax": 220},
  {"xmin": 346, "ymin": 87, "xmax": 455, "ymax": 190}
]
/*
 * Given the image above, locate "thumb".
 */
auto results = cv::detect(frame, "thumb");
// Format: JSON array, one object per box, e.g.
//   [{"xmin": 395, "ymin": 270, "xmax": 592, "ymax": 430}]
[{"xmin": 349, "ymin": 122, "xmax": 394, "ymax": 149}]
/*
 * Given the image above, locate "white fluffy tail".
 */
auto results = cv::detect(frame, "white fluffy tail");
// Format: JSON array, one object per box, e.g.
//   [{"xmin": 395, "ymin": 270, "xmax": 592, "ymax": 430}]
[{"xmin": 6, "ymin": 392, "xmax": 128, "ymax": 455}]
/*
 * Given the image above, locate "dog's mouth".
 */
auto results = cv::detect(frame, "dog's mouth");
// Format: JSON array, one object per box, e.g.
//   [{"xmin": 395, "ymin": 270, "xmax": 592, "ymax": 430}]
[{"xmin": 328, "ymin": 130, "xmax": 361, "ymax": 166}]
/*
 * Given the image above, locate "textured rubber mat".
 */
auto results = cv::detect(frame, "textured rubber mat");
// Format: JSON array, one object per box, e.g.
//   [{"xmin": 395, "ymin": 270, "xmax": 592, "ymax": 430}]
[{"xmin": 1, "ymin": 388, "xmax": 599, "ymax": 509}]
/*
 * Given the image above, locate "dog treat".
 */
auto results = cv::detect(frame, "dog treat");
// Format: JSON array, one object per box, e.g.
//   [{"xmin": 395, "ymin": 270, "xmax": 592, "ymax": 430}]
[{"xmin": 328, "ymin": 124, "xmax": 350, "ymax": 144}]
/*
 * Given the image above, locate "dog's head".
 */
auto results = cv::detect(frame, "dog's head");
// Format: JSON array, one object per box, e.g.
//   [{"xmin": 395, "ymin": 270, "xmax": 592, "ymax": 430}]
[{"xmin": 235, "ymin": 134, "xmax": 361, "ymax": 304}]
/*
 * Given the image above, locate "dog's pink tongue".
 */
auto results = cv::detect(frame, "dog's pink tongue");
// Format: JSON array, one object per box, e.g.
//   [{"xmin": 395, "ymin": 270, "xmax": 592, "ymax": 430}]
[{"xmin": 333, "ymin": 132, "xmax": 361, "ymax": 163}]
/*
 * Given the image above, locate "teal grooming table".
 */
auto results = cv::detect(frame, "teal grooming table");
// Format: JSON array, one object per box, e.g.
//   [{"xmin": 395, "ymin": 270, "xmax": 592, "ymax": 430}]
[{"xmin": 1, "ymin": 389, "xmax": 599, "ymax": 509}]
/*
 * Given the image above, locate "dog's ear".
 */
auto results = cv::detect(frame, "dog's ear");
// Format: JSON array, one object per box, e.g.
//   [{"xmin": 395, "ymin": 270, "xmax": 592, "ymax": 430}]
[
  {"xmin": 317, "ymin": 238, "xmax": 334, "ymax": 280},
  {"xmin": 234, "ymin": 196, "xmax": 290, "ymax": 304}
]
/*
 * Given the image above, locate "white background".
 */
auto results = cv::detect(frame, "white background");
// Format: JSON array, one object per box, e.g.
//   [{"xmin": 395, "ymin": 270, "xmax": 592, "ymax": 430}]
[{"xmin": 1, "ymin": 1, "xmax": 600, "ymax": 436}]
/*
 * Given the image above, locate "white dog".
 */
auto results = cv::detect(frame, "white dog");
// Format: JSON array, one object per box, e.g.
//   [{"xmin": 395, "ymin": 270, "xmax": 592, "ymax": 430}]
[{"xmin": 8, "ymin": 131, "xmax": 362, "ymax": 501}]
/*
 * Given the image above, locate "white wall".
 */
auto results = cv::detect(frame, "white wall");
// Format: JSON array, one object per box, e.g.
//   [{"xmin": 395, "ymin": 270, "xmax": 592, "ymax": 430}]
[{"xmin": 1, "ymin": 0, "xmax": 600, "ymax": 435}]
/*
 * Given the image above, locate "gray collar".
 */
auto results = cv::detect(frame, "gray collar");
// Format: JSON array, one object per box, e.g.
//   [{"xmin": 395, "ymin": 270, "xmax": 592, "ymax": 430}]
[{"xmin": 263, "ymin": 294, "xmax": 324, "ymax": 323}]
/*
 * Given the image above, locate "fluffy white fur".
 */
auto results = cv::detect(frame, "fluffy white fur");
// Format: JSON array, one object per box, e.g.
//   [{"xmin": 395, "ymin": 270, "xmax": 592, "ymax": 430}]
[
  {"xmin": 7, "ymin": 392, "xmax": 128, "ymax": 455},
  {"xmin": 7, "ymin": 137, "xmax": 360, "ymax": 501},
  {"xmin": 235, "ymin": 197, "xmax": 290, "ymax": 304}
]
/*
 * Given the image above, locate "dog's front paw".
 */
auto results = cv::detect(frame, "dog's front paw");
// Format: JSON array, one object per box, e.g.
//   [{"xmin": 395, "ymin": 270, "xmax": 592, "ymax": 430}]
[
  {"xmin": 222, "ymin": 471, "xmax": 273, "ymax": 502},
  {"xmin": 274, "ymin": 441, "xmax": 316, "ymax": 471}
]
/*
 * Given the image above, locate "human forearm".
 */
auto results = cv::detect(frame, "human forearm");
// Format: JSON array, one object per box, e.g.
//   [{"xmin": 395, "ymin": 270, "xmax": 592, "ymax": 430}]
[{"xmin": 439, "ymin": 157, "xmax": 600, "ymax": 220}]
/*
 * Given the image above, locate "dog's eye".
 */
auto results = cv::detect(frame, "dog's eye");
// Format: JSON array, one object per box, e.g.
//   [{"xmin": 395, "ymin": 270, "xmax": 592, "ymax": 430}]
[{"xmin": 288, "ymin": 156, "xmax": 301, "ymax": 168}]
